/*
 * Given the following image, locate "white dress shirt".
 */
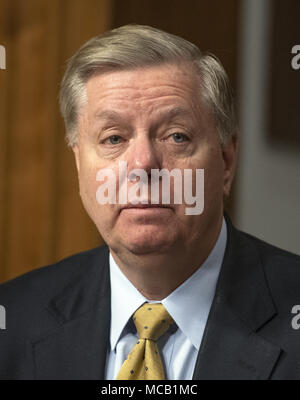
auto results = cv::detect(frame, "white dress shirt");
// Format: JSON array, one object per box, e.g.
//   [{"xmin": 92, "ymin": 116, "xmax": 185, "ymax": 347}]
[{"xmin": 105, "ymin": 217, "xmax": 227, "ymax": 380}]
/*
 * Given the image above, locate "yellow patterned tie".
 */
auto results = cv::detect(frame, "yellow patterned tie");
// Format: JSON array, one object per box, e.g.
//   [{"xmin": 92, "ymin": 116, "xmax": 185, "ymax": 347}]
[{"xmin": 116, "ymin": 302, "xmax": 174, "ymax": 380}]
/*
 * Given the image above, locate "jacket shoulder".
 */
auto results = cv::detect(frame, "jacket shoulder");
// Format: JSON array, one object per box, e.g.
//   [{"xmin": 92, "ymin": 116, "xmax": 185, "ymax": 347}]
[
  {"xmin": 0, "ymin": 245, "xmax": 109, "ymax": 312},
  {"xmin": 242, "ymin": 230, "xmax": 300, "ymax": 269},
  {"xmin": 240, "ymin": 230, "xmax": 300, "ymax": 303}
]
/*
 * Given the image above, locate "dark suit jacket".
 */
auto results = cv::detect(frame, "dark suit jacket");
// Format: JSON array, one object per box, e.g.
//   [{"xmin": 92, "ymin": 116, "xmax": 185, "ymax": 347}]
[{"xmin": 0, "ymin": 215, "xmax": 300, "ymax": 380}]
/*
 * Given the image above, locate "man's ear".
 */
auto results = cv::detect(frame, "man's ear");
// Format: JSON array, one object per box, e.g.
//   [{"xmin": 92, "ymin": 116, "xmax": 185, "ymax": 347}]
[
  {"xmin": 72, "ymin": 143, "xmax": 80, "ymax": 174},
  {"xmin": 222, "ymin": 133, "xmax": 238, "ymax": 197}
]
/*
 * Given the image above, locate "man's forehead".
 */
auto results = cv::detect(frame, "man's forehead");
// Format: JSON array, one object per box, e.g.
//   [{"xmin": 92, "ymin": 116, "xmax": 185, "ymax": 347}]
[
  {"xmin": 93, "ymin": 106, "xmax": 194, "ymax": 123},
  {"xmin": 82, "ymin": 64, "xmax": 205, "ymax": 125},
  {"xmin": 85, "ymin": 63, "xmax": 199, "ymax": 101}
]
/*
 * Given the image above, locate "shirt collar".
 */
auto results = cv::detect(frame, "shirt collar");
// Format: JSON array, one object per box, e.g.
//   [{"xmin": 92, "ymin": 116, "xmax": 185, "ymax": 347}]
[{"xmin": 109, "ymin": 217, "xmax": 227, "ymax": 352}]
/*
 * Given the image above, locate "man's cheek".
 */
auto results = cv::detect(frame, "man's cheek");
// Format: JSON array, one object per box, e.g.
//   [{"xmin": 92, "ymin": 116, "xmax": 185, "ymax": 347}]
[{"xmin": 79, "ymin": 174, "xmax": 97, "ymax": 204}]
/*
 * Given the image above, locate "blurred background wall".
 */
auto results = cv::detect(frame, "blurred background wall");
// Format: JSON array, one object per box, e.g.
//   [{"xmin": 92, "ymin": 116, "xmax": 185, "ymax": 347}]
[
  {"xmin": 0, "ymin": 0, "xmax": 299, "ymax": 283},
  {"xmin": 0, "ymin": 0, "xmax": 112, "ymax": 283},
  {"xmin": 235, "ymin": 0, "xmax": 300, "ymax": 255}
]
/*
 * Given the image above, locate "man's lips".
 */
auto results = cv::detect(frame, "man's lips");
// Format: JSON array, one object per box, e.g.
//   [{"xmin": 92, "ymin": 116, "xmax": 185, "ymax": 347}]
[{"xmin": 120, "ymin": 204, "xmax": 173, "ymax": 211}]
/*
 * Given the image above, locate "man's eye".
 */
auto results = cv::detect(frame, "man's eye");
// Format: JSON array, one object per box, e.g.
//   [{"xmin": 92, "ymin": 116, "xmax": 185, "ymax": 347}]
[
  {"xmin": 171, "ymin": 133, "xmax": 189, "ymax": 143},
  {"xmin": 105, "ymin": 135, "xmax": 122, "ymax": 145}
]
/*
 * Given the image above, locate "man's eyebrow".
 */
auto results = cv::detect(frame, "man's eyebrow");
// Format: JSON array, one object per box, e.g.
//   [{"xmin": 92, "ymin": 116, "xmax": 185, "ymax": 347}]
[
  {"xmin": 93, "ymin": 107, "xmax": 191, "ymax": 125},
  {"xmin": 163, "ymin": 107, "xmax": 191, "ymax": 119},
  {"xmin": 94, "ymin": 110, "xmax": 124, "ymax": 122}
]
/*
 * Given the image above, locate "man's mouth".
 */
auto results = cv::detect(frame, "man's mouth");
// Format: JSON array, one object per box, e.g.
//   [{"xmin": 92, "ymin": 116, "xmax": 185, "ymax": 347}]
[
  {"xmin": 120, "ymin": 203, "xmax": 173, "ymax": 212},
  {"xmin": 122, "ymin": 203, "xmax": 172, "ymax": 209}
]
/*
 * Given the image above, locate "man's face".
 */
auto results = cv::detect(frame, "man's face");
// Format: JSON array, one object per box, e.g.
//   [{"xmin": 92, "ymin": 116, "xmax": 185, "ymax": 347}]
[{"xmin": 73, "ymin": 63, "xmax": 237, "ymax": 257}]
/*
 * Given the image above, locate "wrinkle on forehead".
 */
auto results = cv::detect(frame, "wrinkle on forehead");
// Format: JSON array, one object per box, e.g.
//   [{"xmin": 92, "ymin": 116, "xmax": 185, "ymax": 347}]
[
  {"xmin": 86, "ymin": 64, "xmax": 199, "ymax": 103},
  {"xmin": 78, "ymin": 63, "xmax": 213, "ymax": 135},
  {"xmin": 93, "ymin": 106, "xmax": 194, "ymax": 124}
]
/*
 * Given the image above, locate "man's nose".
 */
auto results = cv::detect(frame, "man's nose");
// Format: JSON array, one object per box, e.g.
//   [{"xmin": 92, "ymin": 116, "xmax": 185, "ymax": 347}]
[{"xmin": 126, "ymin": 136, "xmax": 161, "ymax": 174}]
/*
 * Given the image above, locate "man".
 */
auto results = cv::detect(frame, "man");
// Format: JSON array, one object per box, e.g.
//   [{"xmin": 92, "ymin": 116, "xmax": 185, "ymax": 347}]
[{"xmin": 0, "ymin": 24, "xmax": 299, "ymax": 380}]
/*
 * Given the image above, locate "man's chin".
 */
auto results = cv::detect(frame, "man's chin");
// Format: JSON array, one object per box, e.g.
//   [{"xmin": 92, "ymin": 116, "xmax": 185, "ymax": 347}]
[{"xmin": 121, "ymin": 237, "xmax": 176, "ymax": 256}]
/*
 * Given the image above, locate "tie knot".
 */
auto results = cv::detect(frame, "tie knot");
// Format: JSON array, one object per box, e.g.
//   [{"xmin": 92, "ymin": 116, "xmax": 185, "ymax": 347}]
[{"xmin": 132, "ymin": 303, "xmax": 174, "ymax": 341}]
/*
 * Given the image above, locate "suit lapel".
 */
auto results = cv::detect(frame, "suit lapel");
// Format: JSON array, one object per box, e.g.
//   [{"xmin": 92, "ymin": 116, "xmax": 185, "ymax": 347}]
[
  {"xmin": 192, "ymin": 216, "xmax": 281, "ymax": 380},
  {"xmin": 31, "ymin": 246, "xmax": 111, "ymax": 380}
]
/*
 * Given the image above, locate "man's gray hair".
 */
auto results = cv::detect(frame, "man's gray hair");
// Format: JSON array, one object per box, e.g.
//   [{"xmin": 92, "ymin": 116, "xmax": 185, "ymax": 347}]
[{"xmin": 59, "ymin": 24, "xmax": 237, "ymax": 146}]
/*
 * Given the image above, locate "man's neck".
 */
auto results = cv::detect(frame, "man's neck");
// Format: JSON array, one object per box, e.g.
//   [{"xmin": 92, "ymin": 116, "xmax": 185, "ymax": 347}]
[{"xmin": 110, "ymin": 217, "xmax": 224, "ymax": 300}]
